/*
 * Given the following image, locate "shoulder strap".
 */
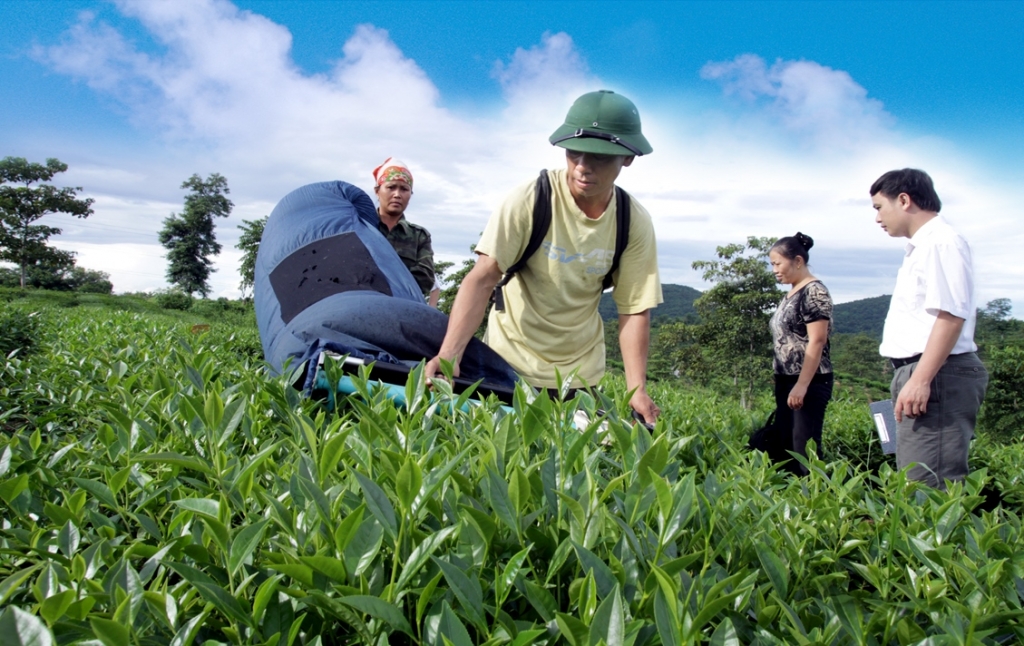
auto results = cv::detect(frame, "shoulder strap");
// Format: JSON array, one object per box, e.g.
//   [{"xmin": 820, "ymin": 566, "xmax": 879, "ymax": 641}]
[
  {"xmin": 490, "ymin": 172, "xmax": 630, "ymax": 310},
  {"xmin": 602, "ymin": 187, "xmax": 631, "ymax": 291},
  {"xmin": 492, "ymin": 170, "xmax": 551, "ymax": 311}
]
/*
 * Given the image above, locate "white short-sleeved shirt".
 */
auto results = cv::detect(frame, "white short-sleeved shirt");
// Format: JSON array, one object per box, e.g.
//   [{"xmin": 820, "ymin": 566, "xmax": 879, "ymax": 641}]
[
  {"xmin": 475, "ymin": 168, "xmax": 663, "ymax": 388},
  {"xmin": 879, "ymin": 215, "xmax": 978, "ymax": 359}
]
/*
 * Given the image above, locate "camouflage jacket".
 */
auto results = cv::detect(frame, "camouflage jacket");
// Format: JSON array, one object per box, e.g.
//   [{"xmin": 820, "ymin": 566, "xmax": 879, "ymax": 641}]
[{"xmin": 378, "ymin": 215, "xmax": 436, "ymax": 297}]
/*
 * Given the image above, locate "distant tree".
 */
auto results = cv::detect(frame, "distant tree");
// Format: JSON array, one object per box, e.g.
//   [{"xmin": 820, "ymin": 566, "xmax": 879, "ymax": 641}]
[
  {"xmin": 976, "ymin": 298, "xmax": 1024, "ymax": 352},
  {"xmin": 433, "ymin": 258, "xmax": 454, "ymax": 300},
  {"xmin": 0, "ymin": 249, "xmax": 113, "ymax": 294},
  {"xmin": 159, "ymin": 173, "xmax": 233, "ymax": 297},
  {"xmin": 978, "ymin": 345, "xmax": 1024, "ymax": 444},
  {"xmin": 981, "ymin": 298, "xmax": 1013, "ymax": 321},
  {"xmin": 67, "ymin": 266, "xmax": 114, "ymax": 294},
  {"xmin": 236, "ymin": 215, "xmax": 268, "ymax": 297},
  {"xmin": 437, "ymin": 257, "xmax": 475, "ymax": 316},
  {"xmin": 7, "ymin": 247, "xmax": 77, "ymax": 290},
  {"xmin": 0, "ymin": 157, "xmax": 94, "ymax": 288},
  {"xmin": 691, "ymin": 237, "xmax": 781, "ymax": 408},
  {"xmin": 434, "ymin": 248, "xmax": 490, "ymax": 339},
  {"xmin": 648, "ymin": 319, "xmax": 709, "ymax": 384},
  {"xmin": 829, "ymin": 332, "xmax": 890, "ymax": 401}
]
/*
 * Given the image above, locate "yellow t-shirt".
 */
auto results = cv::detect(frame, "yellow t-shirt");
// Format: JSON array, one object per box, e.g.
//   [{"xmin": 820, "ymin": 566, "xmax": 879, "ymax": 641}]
[{"xmin": 476, "ymin": 168, "xmax": 663, "ymax": 388}]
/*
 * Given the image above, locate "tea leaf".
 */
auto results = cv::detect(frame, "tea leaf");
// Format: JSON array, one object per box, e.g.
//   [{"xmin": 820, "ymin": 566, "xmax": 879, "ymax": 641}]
[
  {"xmin": 637, "ymin": 434, "xmax": 667, "ymax": 486},
  {"xmin": 337, "ymin": 595, "xmax": 414, "ymax": 637},
  {"xmin": 709, "ymin": 617, "xmax": 740, "ymax": 646},
  {"xmin": 229, "ymin": 519, "xmax": 269, "ymax": 576},
  {"xmin": 573, "ymin": 541, "xmax": 617, "ymax": 599},
  {"xmin": 432, "ymin": 557, "xmax": 486, "ymax": 630},
  {"xmin": 131, "ymin": 452, "xmax": 215, "ymax": 477},
  {"xmin": 416, "ymin": 570, "xmax": 444, "ymax": 627},
  {"xmin": 71, "ymin": 477, "xmax": 117, "ymax": 508},
  {"xmin": 231, "ymin": 440, "xmax": 284, "ymax": 490},
  {"xmin": 57, "ymin": 521, "xmax": 80, "ymax": 558},
  {"xmin": 395, "ymin": 525, "xmax": 458, "ymax": 595},
  {"xmin": 164, "ymin": 561, "xmax": 253, "ymax": 628},
  {"xmin": 217, "ymin": 396, "xmax": 247, "ymax": 447},
  {"xmin": 0, "ymin": 474, "xmax": 30, "ymax": 505},
  {"xmin": 354, "ymin": 471, "xmax": 398, "ymax": 541},
  {"xmin": 654, "ymin": 586, "xmax": 681, "ymax": 646},
  {"xmin": 589, "ymin": 583, "xmax": 625, "ymax": 646},
  {"xmin": 485, "ymin": 466, "xmax": 519, "ymax": 537},
  {"xmin": 415, "ymin": 446, "xmax": 471, "ymax": 515},
  {"xmin": 143, "ymin": 591, "xmax": 177, "ymax": 631},
  {"xmin": 0, "ymin": 606, "xmax": 54, "ymax": 646},
  {"xmin": 90, "ymin": 616, "xmax": 129, "ymax": 646},
  {"xmin": 755, "ymin": 542, "xmax": 790, "ymax": 599},
  {"xmin": 267, "ymin": 563, "xmax": 315, "ymax": 587},
  {"xmin": 555, "ymin": 612, "xmax": 588, "ymax": 646},
  {"xmin": 38, "ymin": 589, "xmax": 75, "ymax": 626},
  {"xmin": 461, "ymin": 504, "xmax": 497, "ymax": 547},
  {"xmin": 396, "ymin": 455, "xmax": 422, "ymax": 513},
  {"xmin": 319, "ymin": 432, "xmax": 348, "ymax": 483},
  {"xmin": 497, "ymin": 546, "xmax": 531, "ymax": 606},
  {"xmin": 520, "ymin": 580, "xmax": 558, "ymax": 622},
  {"xmin": 45, "ymin": 442, "xmax": 77, "ymax": 469},
  {"xmin": 169, "ymin": 609, "xmax": 208, "ymax": 646},
  {"xmin": 510, "ymin": 629, "xmax": 548, "ymax": 646},
  {"xmin": 436, "ymin": 601, "xmax": 474, "ymax": 646},
  {"xmin": 343, "ymin": 515, "xmax": 384, "ymax": 578},
  {"xmin": 334, "ymin": 504, "xmax": 365, "ymax": 554},
  {"xmin": 301, "ymin": 555, "xmax": 348, "ymax": 583},
  {"xmin": 171, "ymin": 497, "xmax": 221, "ymax": 520}
]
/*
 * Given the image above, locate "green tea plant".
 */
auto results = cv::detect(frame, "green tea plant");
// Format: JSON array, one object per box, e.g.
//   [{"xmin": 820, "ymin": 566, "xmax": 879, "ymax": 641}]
[
  {"xmin": 2, "ymin": 305, "xmax": 1024, "ymax": 644},
  {"xmin": 0, "ymin": 305, "xmax": 41, "ymax": 357}
]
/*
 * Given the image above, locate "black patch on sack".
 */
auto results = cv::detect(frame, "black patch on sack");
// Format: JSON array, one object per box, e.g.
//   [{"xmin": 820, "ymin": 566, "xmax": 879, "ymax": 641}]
[{"xmin": 271, "ymin": 232, "xmax": 392, "ymax": 324}]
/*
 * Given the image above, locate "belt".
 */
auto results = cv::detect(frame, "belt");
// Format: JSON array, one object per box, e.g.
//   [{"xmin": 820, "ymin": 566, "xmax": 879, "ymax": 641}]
[{"xmin": 890, "ymin": 354, "xmax": 922, "ymax": 370}]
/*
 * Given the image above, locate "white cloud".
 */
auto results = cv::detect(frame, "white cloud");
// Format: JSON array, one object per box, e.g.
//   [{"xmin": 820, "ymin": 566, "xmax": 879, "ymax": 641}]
[
  {"xmin": 700, "ymin": 54, "xmax": 891, "ymax": 147},
  {"xmin": 21, "ymin": 2, "xmax": 1024, "ymax": 316},
  {"xmin": 493, "ymin": 32, "xmax": 592, "ymax": 106}
]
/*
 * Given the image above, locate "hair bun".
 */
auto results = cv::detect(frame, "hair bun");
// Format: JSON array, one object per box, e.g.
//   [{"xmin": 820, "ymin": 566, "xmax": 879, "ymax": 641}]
[{"xmin": 795, "ymin": 232, "xmax": 814, "ymax": 251}]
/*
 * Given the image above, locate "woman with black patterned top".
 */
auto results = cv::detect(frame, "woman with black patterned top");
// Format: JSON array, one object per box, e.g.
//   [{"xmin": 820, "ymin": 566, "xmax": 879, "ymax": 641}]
[{"xmin": 768, "ymin": 232, "xmax": 834, "ymax": 474}]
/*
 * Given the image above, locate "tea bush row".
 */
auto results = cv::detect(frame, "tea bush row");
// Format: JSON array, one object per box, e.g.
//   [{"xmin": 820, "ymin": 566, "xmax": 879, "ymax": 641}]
[{"xmin": 1, "ymin": 306, "xmax": 1023, "ymax": 644}]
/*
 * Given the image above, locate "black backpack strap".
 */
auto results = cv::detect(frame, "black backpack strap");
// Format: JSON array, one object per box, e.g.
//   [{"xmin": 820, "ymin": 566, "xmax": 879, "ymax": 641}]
[
  {"xmin": 491, "ymin": 172, "xmax": 630, "ymax": 310},
  {"xmin": 492, "ymin": 170, "xmax": 552, "ymax": 311},
  {"xmin": 602, "ymin": 187, "xmax": 631, "ymax": 291}
]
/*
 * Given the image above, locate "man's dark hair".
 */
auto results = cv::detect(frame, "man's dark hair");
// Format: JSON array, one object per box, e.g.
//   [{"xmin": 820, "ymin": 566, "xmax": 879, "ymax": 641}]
[{"xmin": 869, "ymin": 168, "xmax": 942, "ymax": 212}]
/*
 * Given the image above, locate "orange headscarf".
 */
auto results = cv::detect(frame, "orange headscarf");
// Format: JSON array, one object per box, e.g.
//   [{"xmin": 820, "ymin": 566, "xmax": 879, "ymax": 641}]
[{"xmin": 372, "ymin": 157, "xmax": 413, "ymax": 187}]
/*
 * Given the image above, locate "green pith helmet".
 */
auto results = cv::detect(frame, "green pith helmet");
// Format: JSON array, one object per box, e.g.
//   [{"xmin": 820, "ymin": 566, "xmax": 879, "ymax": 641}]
[{"xmin": 549, "ymin": 90, "xmax": 652, "ymax": 156}]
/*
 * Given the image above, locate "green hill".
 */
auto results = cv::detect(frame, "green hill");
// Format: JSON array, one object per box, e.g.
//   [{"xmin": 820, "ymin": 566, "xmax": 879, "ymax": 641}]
[
  {"xmin": 832, "ymin": 295, "xmax": 890, "ymax": 338},
  {"xmin": 600, "ymin": 283, "xmax": 701, "ymax": 321},
  {"xmin": 600, "ymin": 285, "xmax": 891, "ymax": 337}
]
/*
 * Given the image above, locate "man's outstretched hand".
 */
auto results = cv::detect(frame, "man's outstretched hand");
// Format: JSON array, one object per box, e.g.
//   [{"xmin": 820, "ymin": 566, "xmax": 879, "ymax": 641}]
[
  {"xmin": 630, "ymin": 389, "xmax": 660, "ymax": 426},
  {"xmin": 424, "ymin": 355, "xmax": 460, "ymax": 385}
]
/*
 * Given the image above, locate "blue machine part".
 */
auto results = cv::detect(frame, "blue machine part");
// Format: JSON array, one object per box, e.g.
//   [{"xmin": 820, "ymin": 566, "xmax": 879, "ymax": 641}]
[{"xmin": 255, "ymin": 180, "xmax": 517, "ymax": 391}]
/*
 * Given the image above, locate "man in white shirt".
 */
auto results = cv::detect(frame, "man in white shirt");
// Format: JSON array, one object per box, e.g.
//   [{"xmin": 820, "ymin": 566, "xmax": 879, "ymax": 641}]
[{"xmin": 872, "ymin": 168, "xmax": 988, "ymax": 489}]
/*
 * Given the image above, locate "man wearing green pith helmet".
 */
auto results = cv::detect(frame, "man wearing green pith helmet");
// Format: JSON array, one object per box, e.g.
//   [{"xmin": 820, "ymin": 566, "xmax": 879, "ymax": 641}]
[{"xmin": 426, "ymin": 90, "xmax": 664, "ymax": 423}]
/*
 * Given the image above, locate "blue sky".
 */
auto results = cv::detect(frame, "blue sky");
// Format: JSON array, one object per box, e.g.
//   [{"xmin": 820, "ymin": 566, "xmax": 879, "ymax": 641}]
[{"xmin": 2, "ymin": 0, "xmax": 1022, "ymax": 313}]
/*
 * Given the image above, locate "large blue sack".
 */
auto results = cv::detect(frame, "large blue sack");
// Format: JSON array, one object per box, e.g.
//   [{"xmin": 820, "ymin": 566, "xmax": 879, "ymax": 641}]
[{"xmin": 254, "ymin": 181, "xmax": 518, "ymax": 391}]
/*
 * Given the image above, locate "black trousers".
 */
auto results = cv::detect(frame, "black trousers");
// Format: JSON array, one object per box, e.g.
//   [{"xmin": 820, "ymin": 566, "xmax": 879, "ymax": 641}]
[{"xmin": 773, "ymin": 372, "xmax": 834, "ymax": 474}]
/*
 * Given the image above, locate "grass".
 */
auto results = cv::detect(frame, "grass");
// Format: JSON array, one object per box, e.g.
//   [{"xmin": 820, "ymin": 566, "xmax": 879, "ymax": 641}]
[{"xmin": 1, "ymin": 298, "xmax": 1023, "ymax": 644}]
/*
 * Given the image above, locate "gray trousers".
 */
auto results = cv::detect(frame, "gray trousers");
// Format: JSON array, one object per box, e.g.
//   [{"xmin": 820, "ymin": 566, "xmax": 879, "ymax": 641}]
[{"xmin": 891, "ymin": 352, "xmax": 988, "ymax": 489}]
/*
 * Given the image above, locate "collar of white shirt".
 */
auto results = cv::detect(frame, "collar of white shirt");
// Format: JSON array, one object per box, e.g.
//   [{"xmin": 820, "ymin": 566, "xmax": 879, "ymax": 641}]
[{"xmin": 904, "ymin": 214, "xmax": 946, "ymax": 256}]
